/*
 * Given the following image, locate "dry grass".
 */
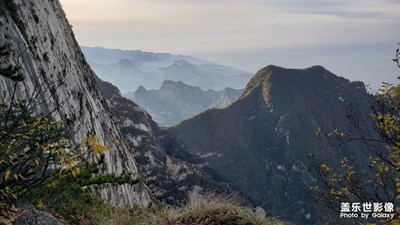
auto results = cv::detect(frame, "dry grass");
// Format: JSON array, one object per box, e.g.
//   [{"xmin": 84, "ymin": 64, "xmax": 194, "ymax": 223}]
[{"xmin": 95, "ymin": 193, "xmax": 289, "ymax": 225}]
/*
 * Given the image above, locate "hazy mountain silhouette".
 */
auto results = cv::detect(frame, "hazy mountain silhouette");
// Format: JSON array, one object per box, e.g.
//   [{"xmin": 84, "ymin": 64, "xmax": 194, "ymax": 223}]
[
  {"xmin": 125, "ymin": 80, "xmax": 242, "ymax": 126},
  {"xmin": 82, "ymin": 46, "xmax": 252, "ymax": 93}
]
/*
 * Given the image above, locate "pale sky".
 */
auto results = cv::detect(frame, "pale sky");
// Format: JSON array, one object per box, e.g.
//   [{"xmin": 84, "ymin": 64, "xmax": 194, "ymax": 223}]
[{"xmin": 60, "ymin": 0, "xmax": 400, "ymax": 88}]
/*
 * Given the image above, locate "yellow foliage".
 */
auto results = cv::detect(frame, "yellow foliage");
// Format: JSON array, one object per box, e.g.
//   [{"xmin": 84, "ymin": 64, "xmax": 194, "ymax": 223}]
[
  {"xmin": 34, "ymin": 157, "xmax": 40, "ymax": 166},
  {"xmin": 71, "ymin": 167, "xmax": 81, "ymax": 177},
  {"xmin": 396, "ymin": 179, "xmax": 400, "ymax": 200},
  {"xmin": 84, "ymin": 135, "xmax": 108, "ymax": 155},
  {"xmin": 345, "ymin": 170, "xmax": 356, "ymax": 182},
  {"xmin": 330, "ymin": 173, "xmax": 341, "ymax": 184},
  {"xmin": 4, "ymin": 170, "xmax": 10, "ymax": 181},
  {"xmin": 321, "ymin": 163, "xmax": 331, "ymax": 173},
  {"xmin": 316, "ymin": 128, "xmax": 320, "ymax": 136}
]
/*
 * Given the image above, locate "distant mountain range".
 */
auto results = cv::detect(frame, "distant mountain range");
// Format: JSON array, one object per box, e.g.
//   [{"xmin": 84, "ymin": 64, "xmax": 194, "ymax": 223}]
[
  {"xmin": 165, "ymin": 65, "xmax": 373, "ymax": 224},
  {"xmin": 81, "ymin": 46, "xmax": 252, "ymax": 93},
  {"xmin": 125, "ymin": 80, "xmax": 242, "ymax": 126}
]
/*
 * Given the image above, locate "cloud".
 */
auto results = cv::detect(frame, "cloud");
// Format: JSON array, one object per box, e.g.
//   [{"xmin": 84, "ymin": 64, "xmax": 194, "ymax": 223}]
[
  {"xmin": 264, "ymin": 0, "xmax": 400, "ymax": 19},
  {"xmin": 59, "ymin": 0, "xmax": 400, "ymax": 89},
  {"xmin": 60, "ymin": 0, "xmax": 400, "ymax": 56}
]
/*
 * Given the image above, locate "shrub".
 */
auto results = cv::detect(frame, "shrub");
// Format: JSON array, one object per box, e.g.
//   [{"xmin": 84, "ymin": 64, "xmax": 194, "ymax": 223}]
[
  {"xmin": 308, "ymin": 45, "xmax": 400, "ymax": 223},
  {"xmin": 95, "ymin": 193, "xmax": 288, "ymax": 225}
]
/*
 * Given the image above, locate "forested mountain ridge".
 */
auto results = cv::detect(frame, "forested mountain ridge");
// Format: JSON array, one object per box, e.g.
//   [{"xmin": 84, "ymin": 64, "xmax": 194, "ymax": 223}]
[{"xmin": 167, "ymin": 65, "xmax": 373, "ymax": 224}]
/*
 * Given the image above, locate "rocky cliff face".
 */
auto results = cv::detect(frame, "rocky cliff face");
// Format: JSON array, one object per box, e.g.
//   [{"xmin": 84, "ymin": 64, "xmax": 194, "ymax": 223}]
[
  {"xmin": 95, "ymin": 77, "xmax": 230, "ymax": 205},
  {"xmin": 167, "ymin": 65, "xmax": 373, "ymax": 224},
  {"xmin": 126, "ymin": 80, "xmax": 242, "ymax": 126},
  {"xmin": 0, "ymin": 0, "xmax": 150, "ymax": 206}
]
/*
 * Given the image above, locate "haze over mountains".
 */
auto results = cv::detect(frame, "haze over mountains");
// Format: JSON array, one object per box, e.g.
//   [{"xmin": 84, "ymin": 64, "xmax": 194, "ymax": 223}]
[
  {"xmin": 82, "ymin": 46, "xmax": 252, "ymax": 94},
  {"xmin": 125, "ymin": 81, "xmax": 242, "ymax": 126}
]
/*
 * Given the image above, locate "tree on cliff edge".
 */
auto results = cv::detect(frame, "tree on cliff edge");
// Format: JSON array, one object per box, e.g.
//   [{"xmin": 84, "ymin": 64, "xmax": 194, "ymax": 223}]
[{"xmin": 0, "ymin": 42, "xmax": 136, "ymax": 223}]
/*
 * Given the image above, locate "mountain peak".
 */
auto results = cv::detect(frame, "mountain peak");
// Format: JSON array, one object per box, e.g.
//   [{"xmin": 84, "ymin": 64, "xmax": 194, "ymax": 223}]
[
  {"xmin": 160, "ymin": 80, "xmax": 186, "ymax": 89},
  {"xmin": 135, "ymin": 85, "xmax": 147, "ymax": 94},
  {"xmin": 129, "ymin": 80, "xmax": 242, "ymax": 126},
  {"xmin": 307, "ymin": 65, "xmax": 327, "ymax": 72},
  {"xmin": 243, "ymin": 65, "xmax": 329, "ymax": 95},
  {"xmin": 241, "ymin": 65, "xmax": 284, "ymax": 98},
  {"xmin": 241, "ymin": 65, "xmax": 365, "ymax": 109}
]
